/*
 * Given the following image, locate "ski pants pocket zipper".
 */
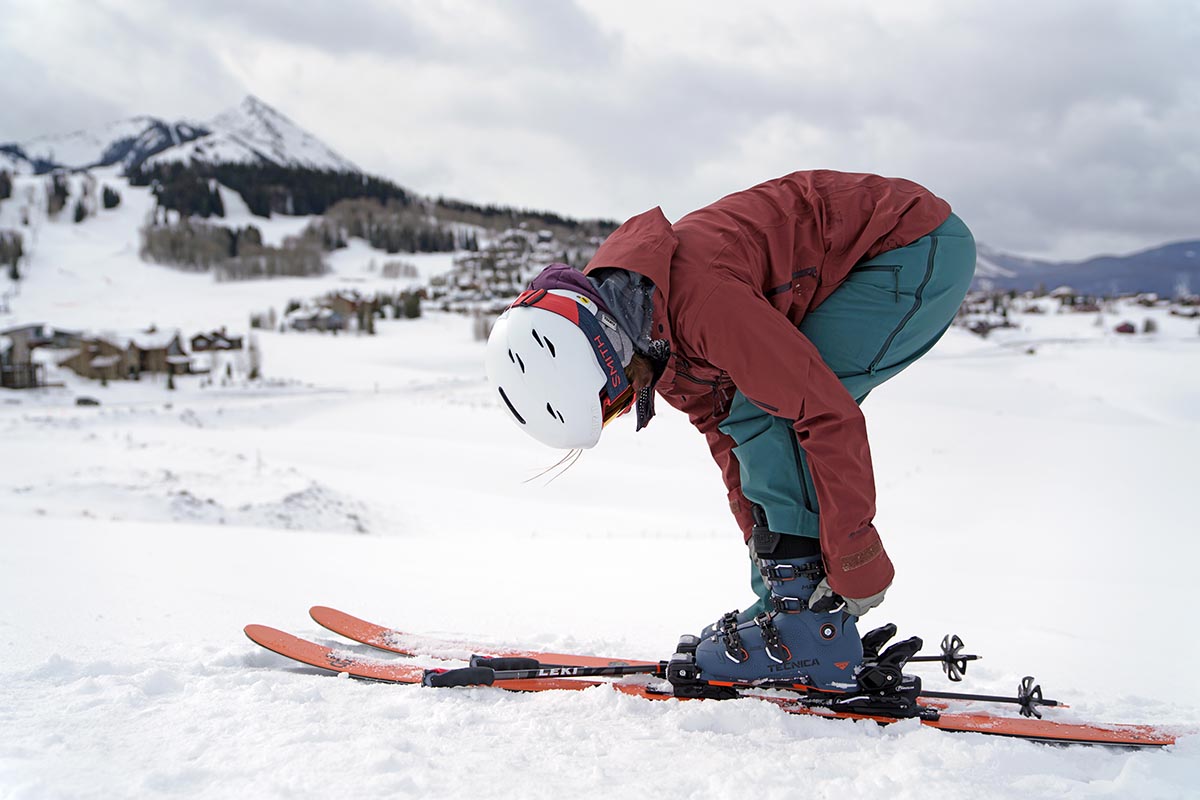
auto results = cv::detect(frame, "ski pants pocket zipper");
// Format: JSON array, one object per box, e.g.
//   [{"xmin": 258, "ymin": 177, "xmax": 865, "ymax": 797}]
[
  {"xmin": 855, "ymin": 264, "xmax": 902, "ymax": 303},
  {"xmin": 866, "ymin": 239, "xmax": 939, "ymax": 374}
]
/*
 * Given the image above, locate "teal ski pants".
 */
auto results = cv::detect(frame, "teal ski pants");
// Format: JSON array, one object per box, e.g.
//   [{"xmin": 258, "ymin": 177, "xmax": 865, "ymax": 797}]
[{"xmin": 717, "ymin": 213, "xmax": 976, "ymax": 606}]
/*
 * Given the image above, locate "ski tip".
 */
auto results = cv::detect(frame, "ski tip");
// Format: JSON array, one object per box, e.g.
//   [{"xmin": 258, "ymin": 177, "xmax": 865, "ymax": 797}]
[
  {"xmin": 244, "ymin": 623, "xmax": 285, "ymax": 642},
  {"xmin": 244, "ymin": 623, "xmax": 285, "ymax": 652},
  {"xmin": 309, "ymin": 605, "xmax": 353, "ymax": 626}
]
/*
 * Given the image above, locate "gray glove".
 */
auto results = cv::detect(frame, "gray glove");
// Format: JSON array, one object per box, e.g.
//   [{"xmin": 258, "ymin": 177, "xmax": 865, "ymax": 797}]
[{"xmin": 808, "ymin": 577, "xmax": 888, "ymax": 617}]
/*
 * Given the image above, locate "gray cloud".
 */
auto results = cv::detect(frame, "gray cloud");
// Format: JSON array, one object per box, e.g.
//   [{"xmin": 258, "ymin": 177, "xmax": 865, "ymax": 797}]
[{"xmin": 0, "ymin": 0, "xmax": 1196, "ymax": 259}]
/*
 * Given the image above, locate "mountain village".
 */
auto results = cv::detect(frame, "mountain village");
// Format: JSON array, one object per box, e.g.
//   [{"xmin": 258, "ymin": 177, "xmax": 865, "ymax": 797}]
[
  {"xmin": 0, "ymin": 98, "xmax": 611, "ymax": 393},
  {"xmin": 2, "ymin": 97, "xmax": 1199, "ymax": 398}
]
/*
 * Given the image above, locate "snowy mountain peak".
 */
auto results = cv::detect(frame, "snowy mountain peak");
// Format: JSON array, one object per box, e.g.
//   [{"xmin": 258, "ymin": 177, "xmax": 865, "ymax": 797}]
[
  {"xmin": 2, "ymin": 97, "xmax": 358, "ymax": 176},
  {"xmin": 210, "ymin": 95, "xmax": 293, "ymax": 138},
  {"xmin": 146, "ymin": 95, "xmax": 359, "ymax": 173},
  {"xmin": 1, "ymin": 116, "xmax": 209, "ymax": 174}
]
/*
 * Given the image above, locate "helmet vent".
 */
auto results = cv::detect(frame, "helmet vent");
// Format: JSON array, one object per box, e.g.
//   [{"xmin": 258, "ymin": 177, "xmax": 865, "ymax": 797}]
[
  {"xmin": 546, "ymin": 402, "xmax": 565, "ymax": 423},
  {"xmin": 531, "ymin": 329, "xmax": 557, "ymax": 357},
  {"xmin": 507, "ymin": 349, "xmax": 526, "ymax": 373},
  {"xmin": 498, "ymin": 387, "xmax": 526, "ymax": 425}
]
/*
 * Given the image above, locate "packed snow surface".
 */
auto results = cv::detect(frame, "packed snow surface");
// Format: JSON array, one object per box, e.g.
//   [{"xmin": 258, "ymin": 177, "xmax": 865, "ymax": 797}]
[{"xmin": 1, "ymin": 178, "xmax": 1199, "ymax": 798}]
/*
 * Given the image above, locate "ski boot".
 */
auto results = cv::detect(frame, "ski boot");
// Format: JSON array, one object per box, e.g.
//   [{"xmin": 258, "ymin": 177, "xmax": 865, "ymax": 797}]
[
  {"xmin": 687, "ymin": 527, "xmax": 864, "ymax": 693},
  {"xmin": 696, "ymin": 506, "xmax": 802, "ymax": 639}
]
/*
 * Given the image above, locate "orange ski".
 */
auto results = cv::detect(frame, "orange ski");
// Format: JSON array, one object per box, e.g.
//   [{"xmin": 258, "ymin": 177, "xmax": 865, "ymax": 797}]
[
  {"xmin": 245, "ymin": 623, "xmax": 1179, "ymax": 748},
  {"xmin": 245, "ymin": 625, "xmax": 600, "ymax": 692},
  {"xmin": 309, "ymin": 605, "xmax": 656, "ymax": 668}
]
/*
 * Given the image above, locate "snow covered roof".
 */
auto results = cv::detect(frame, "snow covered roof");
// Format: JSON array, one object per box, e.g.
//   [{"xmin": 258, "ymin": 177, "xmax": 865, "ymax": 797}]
[
  {"xmin": 285, "ymin": 306, "xmax": 338, "ymax": 320},
  {"xmin": 97, "ymin": 328, "xmax": 181, "ymax": 350},
  {"xmin": 0, "ymin": 323, "xmax": 50, "ymax": 338},
  {"xmin": 128, "ymin": 330, "xmax": 180, "ymax": 350},
  {"xmin": 90, "ymin": 355, "xmax": 121, "ymax": 368}
]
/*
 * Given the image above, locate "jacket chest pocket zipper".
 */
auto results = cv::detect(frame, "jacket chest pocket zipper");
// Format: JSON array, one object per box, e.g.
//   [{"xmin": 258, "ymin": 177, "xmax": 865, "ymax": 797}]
[
  {"xmin": 674, "ymin": 358, "xmax": 731, "ymax": 415},
  {"xmin": 855, "ymin": 265, "xmax": 901, "ymax": 303},
  {"xmin": 766, "ymin": 268, "xmax": 819, "ymax": 299}
]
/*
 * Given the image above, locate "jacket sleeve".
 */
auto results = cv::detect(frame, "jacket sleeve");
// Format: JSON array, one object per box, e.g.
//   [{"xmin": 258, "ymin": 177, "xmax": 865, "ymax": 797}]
[{"xmin": 686, "ymin": 280, "xmax": 895, "ymax": 599}]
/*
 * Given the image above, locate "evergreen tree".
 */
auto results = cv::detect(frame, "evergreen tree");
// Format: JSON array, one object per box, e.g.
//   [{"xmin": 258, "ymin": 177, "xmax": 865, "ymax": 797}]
[
  {"xmin": 102, "ymin": 186, "xmax": 121, "ymax": 209},
  {"xmin": 0, "ymin": 231, "xmax": 22, "ymax": 280},
  {"xmin": 248, "ymin": 335, "xmax": 261, "ymax": 380},
  {"xmin": 403, "ymin": 292, "xmax": 421, "ymax": 319},
  {"xmin": 47, "ymin": 174, "xmax": 69, "ymax": 216},
  {"xmin": 73, "ymin": 199, "xmax": 87, "ymax": 223},
  {"xmin": 0, "ymin": 170, "xmax": 11, "ymax": 200}
]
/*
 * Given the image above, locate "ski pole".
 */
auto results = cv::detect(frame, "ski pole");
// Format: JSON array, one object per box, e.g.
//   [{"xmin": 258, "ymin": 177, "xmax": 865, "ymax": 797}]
[
  {"xmin": 917, "ymin": 677, "xmax": 1061, "ymax": 718},
  {"xmin": 422, "ymin": 660, "xmax": 665, "ymax": 687}
]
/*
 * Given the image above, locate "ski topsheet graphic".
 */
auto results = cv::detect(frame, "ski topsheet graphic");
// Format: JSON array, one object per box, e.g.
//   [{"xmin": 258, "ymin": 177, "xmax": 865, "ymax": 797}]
[{"xmin": 244, "ymin": 608, "xmax": 1181, "ymax": 749}]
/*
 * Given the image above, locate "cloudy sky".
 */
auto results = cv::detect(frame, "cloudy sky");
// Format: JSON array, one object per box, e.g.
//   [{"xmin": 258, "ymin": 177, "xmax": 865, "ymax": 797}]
[{"xmin": 1, "ymin": 0, "xmax": 1197, "ymax": 260}]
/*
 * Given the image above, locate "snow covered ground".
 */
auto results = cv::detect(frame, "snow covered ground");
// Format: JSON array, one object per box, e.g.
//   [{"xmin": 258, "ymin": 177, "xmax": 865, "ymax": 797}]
[{"xmin": 1, "ymin": 186, "xmax": 1199, "ymax": 798}]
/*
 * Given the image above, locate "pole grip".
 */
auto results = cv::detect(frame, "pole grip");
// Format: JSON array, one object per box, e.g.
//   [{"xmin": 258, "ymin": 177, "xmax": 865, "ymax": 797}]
[
  {"xmin": 469, "ymin": 656, "xmax": 542, "ymax": 670},
  {"xmin": 422, "ymin": 667, "xmax": 496, "ymax": 687}
]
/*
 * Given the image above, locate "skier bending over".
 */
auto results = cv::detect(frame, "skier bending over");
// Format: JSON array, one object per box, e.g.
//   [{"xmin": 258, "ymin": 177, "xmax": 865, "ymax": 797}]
[{"xmin": 485, "ymin": 170, "xmax": 976, "ymax": 690}]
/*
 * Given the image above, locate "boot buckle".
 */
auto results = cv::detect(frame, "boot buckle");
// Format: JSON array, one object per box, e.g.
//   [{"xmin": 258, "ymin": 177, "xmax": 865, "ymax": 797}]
[
  {"xmin": 717, "ymin": 611, "xmax": 749, "ymax": 663},
  {"xmin": 770, "ymin": 596, "xmax": 809, "ymax": 614},
  {"xmin": 754, "ymin": 613, "xmax": 792, "ymax": 664},
  {"xmin": 759, "ymin": 561, "xmax": 824, "ymax": 584}
]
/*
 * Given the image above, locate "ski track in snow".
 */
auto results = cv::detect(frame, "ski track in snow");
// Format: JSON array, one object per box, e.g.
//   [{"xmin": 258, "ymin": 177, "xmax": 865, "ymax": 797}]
[{"xmin": 1, "ymin": 175, "xmax": 1199, "ymax": 798}]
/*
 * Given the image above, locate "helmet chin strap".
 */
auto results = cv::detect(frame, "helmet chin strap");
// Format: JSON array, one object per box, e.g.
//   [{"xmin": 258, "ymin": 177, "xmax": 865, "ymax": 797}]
[{"xmin": 635, "ymin": 338, "xmax": 671, "ymax": 432}]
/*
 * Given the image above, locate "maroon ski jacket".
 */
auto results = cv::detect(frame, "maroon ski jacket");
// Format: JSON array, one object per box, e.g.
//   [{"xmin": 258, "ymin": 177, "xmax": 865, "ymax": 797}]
[{"xmin": 584, "ymin": 170, "xmax": 950, "ymax": 598}]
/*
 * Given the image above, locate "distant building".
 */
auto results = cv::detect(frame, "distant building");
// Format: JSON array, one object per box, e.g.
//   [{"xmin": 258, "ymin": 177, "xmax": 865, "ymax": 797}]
[
  {"xmin": 57, "ymin": 328, "xmax": 190, "ymax": 381},
  {"xmin": 286, "ymin": 306, "xmax": 345, "ymax": 332},
  {"xmin": 57, "ymin": 337, "xmax": 133, "ymax": 382},
  {"xmin": 0, "ymin": 323, "xmax": 69, "ymax": 389},
  {"xmin": 191, "ymin": 328, "xmax": 245, "ymax": 352},
  {"xmin": 325, "ymin": 292, "xmax": 361, "ymax": 318},
  {"xmin": 127, "ymin": 329, "xmax": 190, "ymax": 375}
]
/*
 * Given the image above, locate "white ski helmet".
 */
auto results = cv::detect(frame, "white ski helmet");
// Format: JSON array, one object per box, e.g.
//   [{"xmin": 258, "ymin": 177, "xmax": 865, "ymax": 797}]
[{"xmin": 485, "ymin": 287, "xmax": 634, "ymax": 449}]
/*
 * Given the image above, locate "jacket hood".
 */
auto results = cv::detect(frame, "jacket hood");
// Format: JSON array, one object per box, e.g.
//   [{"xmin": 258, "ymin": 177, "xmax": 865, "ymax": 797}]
[
  {"xmin": 528, "ymin": 263, "xmax": 612, "ymax": 315},
  {"xmin": 583, "ymin": 207, "xmax": 678, "ymax": 308}
]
